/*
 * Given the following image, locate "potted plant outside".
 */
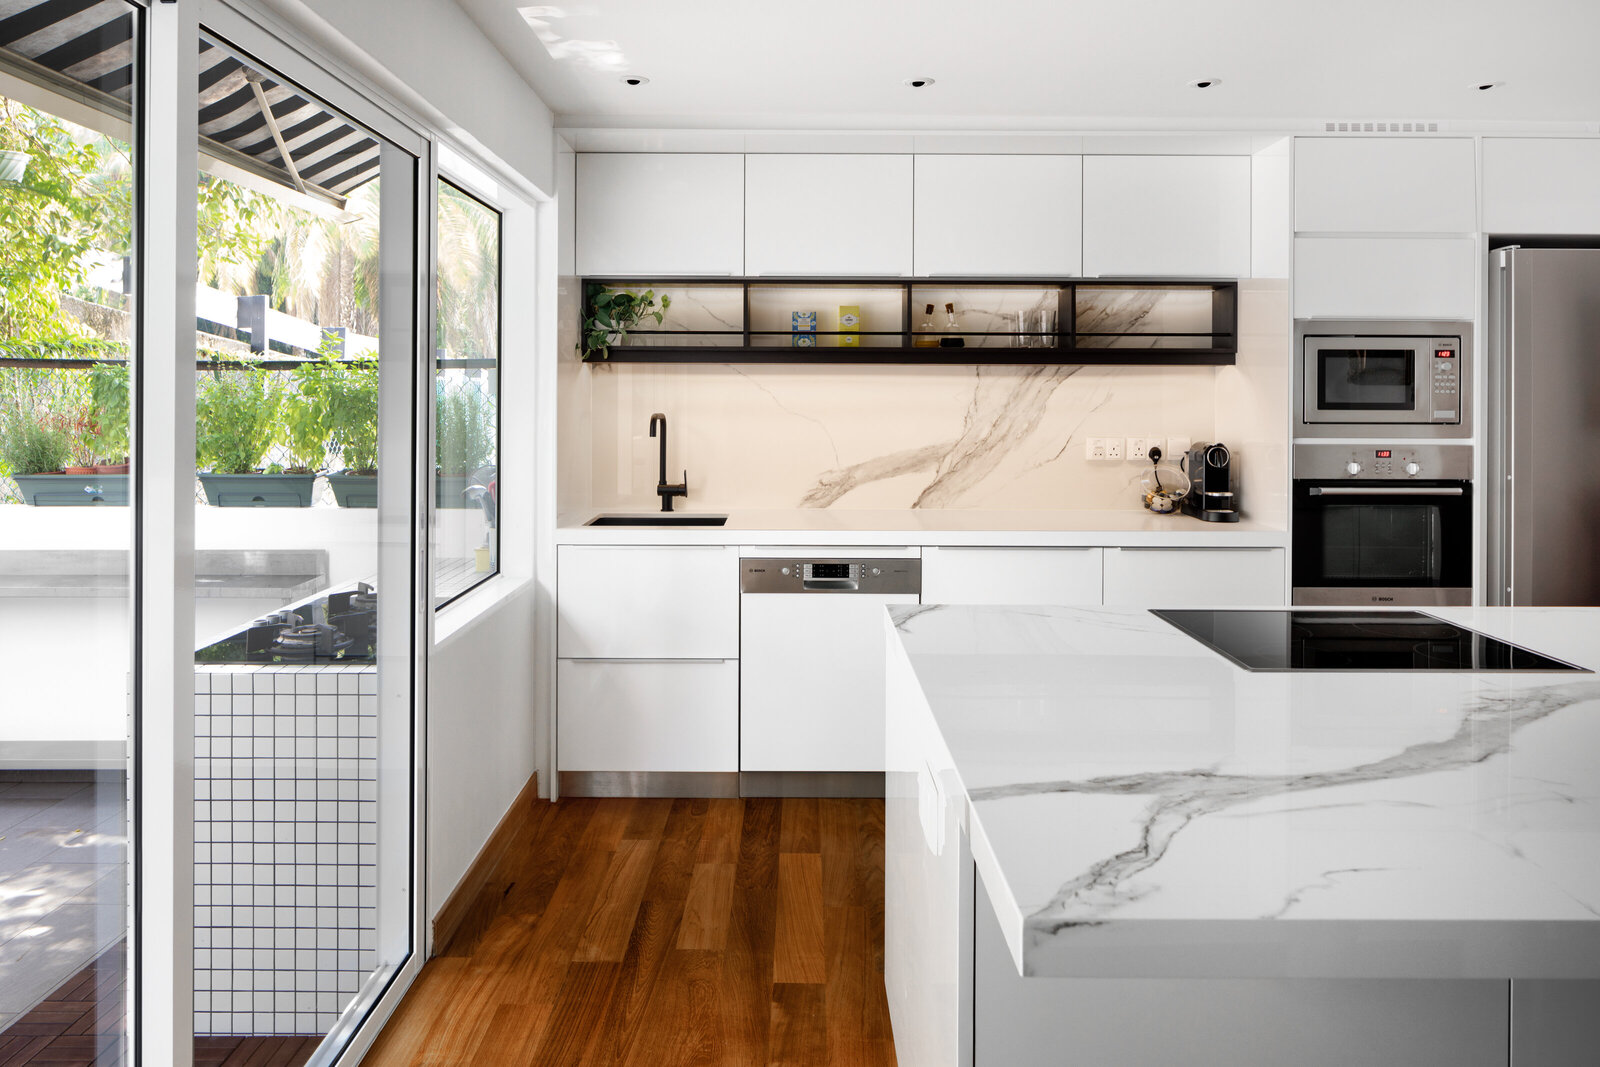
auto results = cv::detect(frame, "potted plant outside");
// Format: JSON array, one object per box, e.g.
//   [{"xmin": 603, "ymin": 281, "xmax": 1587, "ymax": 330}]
[
  {"xmin": 196, "ymin": 360, "xmax": 311, "ymax": 506},
  {"xmin": 435, "ymin": 385, "xmax": 493, "ymax": 508},
  {"xmin": 1, "ymin": 375, "xmax": 127, "ymax": 506},
  {"xmin": 296, "ymin": 347, "xmax": 380, "ymax": 508}
]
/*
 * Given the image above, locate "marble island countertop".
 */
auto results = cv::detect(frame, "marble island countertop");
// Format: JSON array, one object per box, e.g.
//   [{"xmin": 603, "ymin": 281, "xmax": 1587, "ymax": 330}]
[
  {"xmin": 557, "ymin": 507, "xmax": 1286, "ymax": 547},
  {"xmin": 886, "ymin": 604, "xmax": 1600, "ymax": 980}
]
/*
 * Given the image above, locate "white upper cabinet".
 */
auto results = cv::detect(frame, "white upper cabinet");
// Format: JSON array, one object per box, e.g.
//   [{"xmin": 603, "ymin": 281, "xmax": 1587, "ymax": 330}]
[
  {"xmin": 1482, "ymin": 139, "xmax": 1600, "ymax": 234},
  {"xmin": 1082, "ymin": 156, "xmax": 1251, "ymax": 277},
  {"xmin": 913, "ymin": 155, "xmax": 1082, "ymax": 276},
  {"xmin": 1293, "ymin": 237, "xmax": 1476, "ymax": 320},
  {"xmin": 1295, "ymin": 138, "xmax": 1476, "ymax": 233},
  {"xmin": 745, "ymin": 154, "xmax": 914, "ymax": 276},
  {"xmin": 576, "ymin": 153, "xmax": 744, "ymax": 276}
]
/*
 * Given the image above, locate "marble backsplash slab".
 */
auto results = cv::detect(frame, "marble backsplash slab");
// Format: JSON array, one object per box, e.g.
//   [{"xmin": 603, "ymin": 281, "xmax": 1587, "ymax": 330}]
[{"xmin": 580, "ymin": 280, "xmax": 1287, "ymax": 515}]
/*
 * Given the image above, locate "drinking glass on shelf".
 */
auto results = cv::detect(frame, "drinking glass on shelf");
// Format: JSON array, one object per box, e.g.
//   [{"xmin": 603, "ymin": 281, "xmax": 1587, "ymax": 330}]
[
  {"xmin": 1030, "ymin": 308, "xmax": 1058, "ymax": 348},
  {"xmin": 1013, "ymin": 309, "xmax": 1032, "ymax": 348}
]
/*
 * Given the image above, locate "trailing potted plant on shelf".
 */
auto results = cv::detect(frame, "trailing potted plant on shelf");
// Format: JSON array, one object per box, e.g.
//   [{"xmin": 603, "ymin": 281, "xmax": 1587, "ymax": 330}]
[
  {"xmin": 195, "ymin": 358, "xmax": 311, "ymax": 507},
  {"xmin": 294, "ymin": 341, "xmax": 380, "ymax": 508},
  {"xmin": 580, "ymin": 284, "xmax": 671, "ymax": 360},
  {"xmin": 435, "ymin": 385, "xmax": 494, "ymax": 509}
]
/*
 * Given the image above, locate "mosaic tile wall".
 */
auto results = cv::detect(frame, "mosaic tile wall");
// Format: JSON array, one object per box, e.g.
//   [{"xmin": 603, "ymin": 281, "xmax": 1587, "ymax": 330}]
[{"xmin": 193, "ymin": 664, "xmax": 378, "ymax": 1037}]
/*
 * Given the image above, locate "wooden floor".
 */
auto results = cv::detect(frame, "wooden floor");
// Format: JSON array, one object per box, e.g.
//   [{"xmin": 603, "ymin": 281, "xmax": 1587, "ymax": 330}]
[
  {"xmin": 362, "ymin": 796, "xmax": 896, "ymax": 1066},
  {"xmin": 0, "ymin": 941, "xmax": 316, "ymax": 1067}
]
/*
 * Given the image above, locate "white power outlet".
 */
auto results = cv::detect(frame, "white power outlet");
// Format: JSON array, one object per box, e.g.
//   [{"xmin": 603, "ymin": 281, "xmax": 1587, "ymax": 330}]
[
  {"xmin": 1128, "ymin": 437, "xmax": 1150, "ymax": 461},
  {"xmin": 1084, "ymin": 437, "xmax": 1107, "ymax": 460},
  {"xmin": 1167, "ymin": 436, "xmax": 1192, "ymax": 462},
  {"xmin": 1105, "ymin": 437, "xmax": 1125, "ymax": 461}
]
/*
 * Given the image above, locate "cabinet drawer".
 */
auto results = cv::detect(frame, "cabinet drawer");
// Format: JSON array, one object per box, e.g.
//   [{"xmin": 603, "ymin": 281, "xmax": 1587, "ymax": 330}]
[
  {"xmin": 558, "ymin": 545, "xmax": 738, "ymax": 658},
  {"xmin": 922, "ymin": 546, "xmax": 1103, "ymax": 605},
  {"xmin": 558, "ymin": 659, "xmax": 738, "ymax": 772},
  {"xmin": 1102, "ymin": 547, "xmax": 1286, "ymax": 607},
  {"xmin": 576, "ymin": 153, "xmax": 744, "ymax": 276}
]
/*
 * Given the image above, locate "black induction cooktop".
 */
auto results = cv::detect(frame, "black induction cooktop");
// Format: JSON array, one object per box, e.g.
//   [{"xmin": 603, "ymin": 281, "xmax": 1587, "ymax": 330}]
[{"xmin": 1151, "ymin": 609, "xmax": 1589, "ymax": 673}]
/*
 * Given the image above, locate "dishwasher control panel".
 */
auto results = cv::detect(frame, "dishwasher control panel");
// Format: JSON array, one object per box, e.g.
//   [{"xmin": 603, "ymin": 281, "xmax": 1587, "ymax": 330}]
[{"xmin": 740, "ymin": 557, "xmax": 922, "ymax": 595}]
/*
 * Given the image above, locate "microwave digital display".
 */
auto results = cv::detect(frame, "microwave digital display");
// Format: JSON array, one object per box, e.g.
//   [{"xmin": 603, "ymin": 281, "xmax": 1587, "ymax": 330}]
[{"xmin": 1317, "ymin": 349, "xmax": 1416, "ymax": 411}]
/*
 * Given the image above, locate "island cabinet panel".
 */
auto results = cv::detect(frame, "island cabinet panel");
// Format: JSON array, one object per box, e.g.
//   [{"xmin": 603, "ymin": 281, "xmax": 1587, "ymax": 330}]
[
  {"xmin": 557, "ymin": 659, "xmax": 738, "ymax": 772},
  {"xmin": 575, "ymin": 153, "xmax": 745, "ymax": 276},
  {"xmin": 972, "ymin": 881, "xmax": 1508, "ymax": 1067},
  {"xmin": 912, "ymin": 155, "xmax": 1082, "ymax": 277},
  {"xmin": 1101, "ymin": 546, "xmax": 1285, "ymax": 606},
  {"xmin": 921, "ymin": 546, "xmax": 1103, "ymax": 606},
  {"xmin": 884, "ymin": 630, "xmax": 974, "ymax": 1067},
  {"xmin": 1294, "ymin": 137, "xmax": 1477, "ymax": 233},
  {"xmin": 1511, "ymin": 980, "xmax": 1600, "ymax": 1064},
  {"xmin": 1482, "ymin": 139, "xmax": 1600, "ymax": 234},
  {"xmin": 1293, "ymin": 236, "xmax": 1476, "ymax": 320},
  {"xmin": 1082, "ymin": 155, "xmax": 1252, "ymax": 278},
  {"xmin": 557, "ymin": 545, "xmax": 738, "ymax": 659},
  {"xmin": 744, "ymin": 154, "xmax": 914, "ymax": 276}
]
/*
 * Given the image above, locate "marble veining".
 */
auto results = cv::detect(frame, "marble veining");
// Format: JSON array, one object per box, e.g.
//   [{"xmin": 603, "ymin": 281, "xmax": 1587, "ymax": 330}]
[
  {"xmin": 975, "ymin": 679, "xmax": 1600, "ymax": 934},
  {"xmin": 888, "ymin": 604, "xmax": 1600, "ymax": 979}
]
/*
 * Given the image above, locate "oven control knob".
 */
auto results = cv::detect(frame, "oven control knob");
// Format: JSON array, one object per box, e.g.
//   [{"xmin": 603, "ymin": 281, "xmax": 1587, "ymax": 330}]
[
  {"xmin": 1405, "ymin": 462, "xmax": 1421, "ymax": 476},
  {"xmin": 1345, "ymin": 461, "xmax": 1363, "ymax": 476},
  {"xmin": 780, "ymin": 566, "xmax": 791, "ymax": 576},
  {"xmin": 871, "ymin": 567, "xmax": 882, "ymax": 576}
]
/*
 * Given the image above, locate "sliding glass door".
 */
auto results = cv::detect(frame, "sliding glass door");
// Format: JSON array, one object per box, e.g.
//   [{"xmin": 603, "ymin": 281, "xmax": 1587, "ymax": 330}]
[
  {"xmin": 185, "ymin": 24, "xmax": 423, "ymax": 1066},
  {"xmin": 0, "ymin": 2, "xmax": 140, "ymax": 1060}
]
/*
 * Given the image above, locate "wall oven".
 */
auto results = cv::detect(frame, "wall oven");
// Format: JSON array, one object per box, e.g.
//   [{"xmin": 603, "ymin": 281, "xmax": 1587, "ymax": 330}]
[
  {"xmin": 1292, "ymin": 444, "xmax": 1473, "ymax": 606},
  {"xmin": 1294, "ymin": 319, "xmax": 1471, "ymax": 439}
]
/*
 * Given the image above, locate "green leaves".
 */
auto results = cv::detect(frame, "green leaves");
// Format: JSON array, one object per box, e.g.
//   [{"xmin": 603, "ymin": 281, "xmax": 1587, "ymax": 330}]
[
  {"xmin": 195, "ymin": 359, "xmax": 284, "ymax": 474},
  {"xmin": 288, "ymin": 335, "xmax": 380, "ymax": 473},
  {"xmin": 581, "ymin": 286, "xmax": 672, "ymax": 359}
]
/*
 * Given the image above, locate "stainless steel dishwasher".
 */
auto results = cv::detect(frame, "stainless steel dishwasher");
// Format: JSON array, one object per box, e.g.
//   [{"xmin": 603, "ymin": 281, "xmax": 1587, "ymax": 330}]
[{"xmin": 739, "ymin": 553, "xmax": 921, "ymax": 797}]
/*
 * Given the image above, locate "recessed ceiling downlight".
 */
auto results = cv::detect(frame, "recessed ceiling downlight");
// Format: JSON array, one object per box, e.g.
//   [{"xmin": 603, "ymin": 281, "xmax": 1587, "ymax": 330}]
[
  {"xmin": 620, "ymin": 75, "xmax": 649, "ymax": 86},
  {"xmin": 903, "ymin": 77, "xmax": 935, "ymax": 88},
  {"xmin": 1476, "ymin": 81, "xmax": 1503, "ymax": 91},
  {"xmin": 1189, "ymin": 78, "xmax": 1220, "ymax": 89}
]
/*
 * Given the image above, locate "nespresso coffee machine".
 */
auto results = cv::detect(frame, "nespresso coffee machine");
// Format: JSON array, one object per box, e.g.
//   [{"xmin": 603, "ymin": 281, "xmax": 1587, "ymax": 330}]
[{"xmin": 1181, "ymin": 443, "xmax": 1240, "ymax": 522}]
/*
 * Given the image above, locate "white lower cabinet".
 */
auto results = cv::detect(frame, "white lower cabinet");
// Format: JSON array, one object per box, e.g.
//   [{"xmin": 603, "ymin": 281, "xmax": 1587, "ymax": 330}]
[
  {"xmin": 557, "ymin": 658, "xmax": 738, "ymax": 773},
  {"xmin": 922, "ymin": 546, "xmax": 1102, "ymax": 605},
  {"xmin": 1102, "ymin": 546, "xmax": 1286, "ymax": 606},
  {"xmin": 557, "ymin": 545, "xmax": 738, "ymax": 659}
]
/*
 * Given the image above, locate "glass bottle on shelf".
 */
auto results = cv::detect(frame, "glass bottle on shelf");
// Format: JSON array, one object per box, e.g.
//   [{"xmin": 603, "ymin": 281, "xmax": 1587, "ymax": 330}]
[
  {"xmin": 941, "ymin": 302, "xmax": 965, "ymax": 348},
  {"xmin": 912, "ymin": 303, "xmax": 940, "ymax": 348}
]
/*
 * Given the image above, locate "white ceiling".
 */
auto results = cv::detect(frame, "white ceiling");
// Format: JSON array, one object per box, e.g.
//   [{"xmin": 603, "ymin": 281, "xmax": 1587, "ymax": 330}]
[{"xmin": 452, "ymin": 0, "xmax": 1600, "ymax": 132}]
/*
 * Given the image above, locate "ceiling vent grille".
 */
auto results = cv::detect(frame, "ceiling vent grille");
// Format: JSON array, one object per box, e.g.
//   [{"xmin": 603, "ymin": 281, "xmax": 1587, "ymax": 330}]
[{"xmin": 1323, "ymin": 120, "xmax": 1442, "ymax": 134}]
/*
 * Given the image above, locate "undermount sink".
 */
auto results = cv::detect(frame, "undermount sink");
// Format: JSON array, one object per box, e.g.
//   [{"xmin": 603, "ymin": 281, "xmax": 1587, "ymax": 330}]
[{"xmin": 586, "ymin": 514, "xmax": 729, "ymax": 527}]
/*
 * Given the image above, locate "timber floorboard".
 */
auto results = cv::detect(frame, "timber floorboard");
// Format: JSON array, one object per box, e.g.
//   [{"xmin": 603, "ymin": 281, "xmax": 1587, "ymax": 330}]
[{"xmin": 362, "ymin": 797, "xmax": 895, "ymax": 1067}]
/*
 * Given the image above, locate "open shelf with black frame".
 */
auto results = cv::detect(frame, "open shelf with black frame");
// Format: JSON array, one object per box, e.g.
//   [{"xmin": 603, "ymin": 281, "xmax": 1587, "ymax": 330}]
[{"xmin": 580, "ymin": 277, "xmax": 1238, "ymax": 365}]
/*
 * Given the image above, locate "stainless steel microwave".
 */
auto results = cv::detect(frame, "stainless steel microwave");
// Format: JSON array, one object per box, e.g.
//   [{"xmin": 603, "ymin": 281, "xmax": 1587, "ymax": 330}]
[{"xmin": 1295, "ymin": 319, "xmax": 1472, "ymax": 439}]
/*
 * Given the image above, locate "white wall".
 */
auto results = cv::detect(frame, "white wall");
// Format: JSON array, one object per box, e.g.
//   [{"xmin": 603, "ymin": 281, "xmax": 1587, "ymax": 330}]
[
  {"xmin": 426, "ymin": 581, "xmax": 537, "ymax": 913},
  {"xmin": 254, "ymin": 0, "xmax": 557, "ymax": 196}
]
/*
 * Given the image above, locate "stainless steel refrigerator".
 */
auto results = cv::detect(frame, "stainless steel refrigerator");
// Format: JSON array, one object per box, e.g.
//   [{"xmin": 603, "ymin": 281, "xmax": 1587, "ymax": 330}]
[{"xmin": 1487, "ymin": 247, "xmax": 1600, "ymax": 606}]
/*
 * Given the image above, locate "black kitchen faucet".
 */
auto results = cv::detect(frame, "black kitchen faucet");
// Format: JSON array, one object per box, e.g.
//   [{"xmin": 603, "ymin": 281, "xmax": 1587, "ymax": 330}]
[{"xmin": 648, "ymin": 412, "xmax": 688, "ymax": 512}]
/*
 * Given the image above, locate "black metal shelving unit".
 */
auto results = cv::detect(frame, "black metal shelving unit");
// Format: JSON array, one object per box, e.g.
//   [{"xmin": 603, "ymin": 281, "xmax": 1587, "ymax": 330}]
[{"xmin": 580, "ymin": 277, "xmax": 1238, "ymax": 366}]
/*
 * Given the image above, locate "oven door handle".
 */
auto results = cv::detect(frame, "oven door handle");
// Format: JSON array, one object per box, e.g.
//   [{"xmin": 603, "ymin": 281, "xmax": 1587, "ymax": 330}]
[{"xmin": 1308, "ymin": 486, "xmax": 1464, "ymax": 496}]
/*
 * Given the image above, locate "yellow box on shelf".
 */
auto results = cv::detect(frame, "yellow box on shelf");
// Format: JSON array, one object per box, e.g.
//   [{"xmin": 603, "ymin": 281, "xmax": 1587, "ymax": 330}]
[{"xmin": 838, "ymin": 304, "xmax": 861, "ymax": 347}]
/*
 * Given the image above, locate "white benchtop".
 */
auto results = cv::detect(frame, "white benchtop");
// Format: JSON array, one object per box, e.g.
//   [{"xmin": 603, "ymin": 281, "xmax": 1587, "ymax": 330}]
[
  {"xmin": 556, "ymin": 508, "xmax": 1286, "ymax": 547},
  {"xmin": 887, "ymin": 604, "xmax": 1600, "ymax": 980}
]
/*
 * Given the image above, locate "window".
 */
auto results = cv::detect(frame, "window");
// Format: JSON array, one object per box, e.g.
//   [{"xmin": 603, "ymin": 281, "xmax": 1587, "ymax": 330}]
[{"xmin": 433, "ymin": 176, "xmax": 501, "ymax": 604}]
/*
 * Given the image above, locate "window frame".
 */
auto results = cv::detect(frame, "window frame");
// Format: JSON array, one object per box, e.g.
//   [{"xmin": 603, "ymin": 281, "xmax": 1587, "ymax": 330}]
[{"xmin": 432, "ymin": 173, "xmax": 505, "ymax": 610}]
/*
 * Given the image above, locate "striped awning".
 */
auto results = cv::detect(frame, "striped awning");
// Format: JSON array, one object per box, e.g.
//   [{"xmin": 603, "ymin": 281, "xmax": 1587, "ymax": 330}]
[{"xmin": 0, "ymin": 1, "xmax": 379, "ymax": 202}]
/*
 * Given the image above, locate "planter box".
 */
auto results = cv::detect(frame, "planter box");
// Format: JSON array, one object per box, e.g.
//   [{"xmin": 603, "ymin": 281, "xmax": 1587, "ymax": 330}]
[
  {"xmin": 326, "ymin": 472, "xmax": 377, "ymax": 509},
  {"xmin": 436, "ymin": 474, "xmax": 475, "ymax": 509},
  {"xmin": 199, "ymin": 472, "xmax": 315, "ymax": 508},
  {"xmin": 11, "ymin": 473, "xmax": 128, "ymax": 506}
]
